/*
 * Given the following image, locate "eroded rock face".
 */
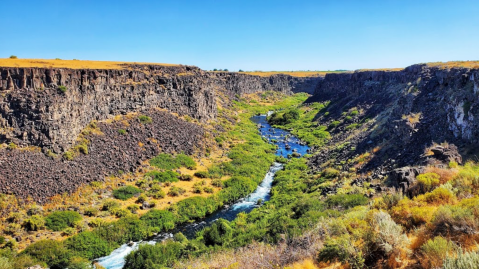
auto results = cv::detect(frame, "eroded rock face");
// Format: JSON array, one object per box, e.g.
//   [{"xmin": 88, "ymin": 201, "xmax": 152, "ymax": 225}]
[
  {"xmin": 0, "ymin": 66, "xmax": 321, "ymax": 152},
  {"xmin": 309, "ymin": 64, "xmax": 479, "ymax": 174}
]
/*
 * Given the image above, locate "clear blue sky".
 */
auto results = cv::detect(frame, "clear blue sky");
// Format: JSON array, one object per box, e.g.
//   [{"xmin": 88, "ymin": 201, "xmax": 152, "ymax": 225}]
[{"xmin": 1, "ymin": 0, "xmax": 478, "ymax": 71}]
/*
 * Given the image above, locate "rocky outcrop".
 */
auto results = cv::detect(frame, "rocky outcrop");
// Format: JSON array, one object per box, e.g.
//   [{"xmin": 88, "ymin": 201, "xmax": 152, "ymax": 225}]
[
  {"xmin": 0, "ymin": 65, "xmax": 320, "ymax": 153},
  {"xmin": 309, "ymin": 64, "xmax": 479, "ymax": 174},
  {"xmin": 0, "ymin": 110, "xmax": 204, "ymax": 203}
]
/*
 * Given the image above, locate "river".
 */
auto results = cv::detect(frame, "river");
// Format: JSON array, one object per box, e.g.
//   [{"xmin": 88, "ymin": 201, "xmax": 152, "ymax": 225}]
[{"xmin": 96, "ymin": 114, "xmax": 310, "ymax": 269}]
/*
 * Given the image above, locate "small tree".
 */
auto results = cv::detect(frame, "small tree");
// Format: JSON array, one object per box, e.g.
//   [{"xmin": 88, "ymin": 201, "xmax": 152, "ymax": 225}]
[{"xmin": 9, "ymin": 55, "xmax": 17, "ymax": 59}]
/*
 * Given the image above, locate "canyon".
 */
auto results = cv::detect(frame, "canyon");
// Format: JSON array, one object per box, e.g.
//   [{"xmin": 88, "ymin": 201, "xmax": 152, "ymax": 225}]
[{"xmin": 0, "ymin": 62, "xmax": 478, "ymax": 203}]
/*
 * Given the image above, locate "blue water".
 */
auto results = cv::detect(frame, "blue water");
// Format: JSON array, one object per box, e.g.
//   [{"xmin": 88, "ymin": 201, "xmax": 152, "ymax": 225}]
[{"xmin": 96, "ymin": 114, "xmax": 310, "ymax": 269}]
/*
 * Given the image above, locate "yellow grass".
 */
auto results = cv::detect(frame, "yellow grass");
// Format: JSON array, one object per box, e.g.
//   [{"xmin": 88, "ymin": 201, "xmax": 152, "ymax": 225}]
[
  {"xmin": 241, "ymin": 71, "xmax": 346, "ymax": 77},
  {"xmin": 0, "ymin": 58, "xmax": 178, "ymax": 69},
  {"xmin": 426, "ymin": 61, "xmax": 479, "ymax": 69}
]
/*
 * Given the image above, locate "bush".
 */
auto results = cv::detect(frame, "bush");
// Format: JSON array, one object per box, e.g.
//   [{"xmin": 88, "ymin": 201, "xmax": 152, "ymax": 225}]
[
  {"xmin": 45, "ymin": 211, "xmax": 82, "ymax": 231},
  {"xmin": 113, "ymin": 186, "xmax": 142, "ymax": 200},
  {"xmin": 147, "ymin": 185, "xmax": 166, "ymax": 199},
  {"xmin": 204, "ymin": 186, "xmax": 214, "ymax": 193},
  {"xmin": 194, "ymin": 171, "xmax": 209, "ymax": 178},
  {"xmin": 421, "ymin": 184, "xmax": 456, "ymax": 205},
  {"xmin": 321, "ymin": 168, "xmax": 340, "ymax": 179},
  {"xmin": 7, "ymin": 142, "xmax": 17, "ymax": 150},
  {"xmin": 211, "ymin": 178, "xmax": 224, "ymax": 188},
  {"xmin": 63, "ymin": 227, "xmax": 77, "ymax": 236},
  {"xmin": 140, "ymin": 209, "xmax": 176, "ymax": 231},
  {"xmin": 22, "ymin": 240, "xmax": 71, "ymax": 269},
  {"xmin": 175, "ymin": 154, "xmax": 196, "ymax": 169},
  {"xmin": 138, "ymin": 115, "xmax": 152, "ymax": 124},
  {"xmin": 420, "ymin": 236, "xmax": 457, "ymax": 268},
  {"xmin": 23, "ymin": 215, "xmax": 45, "ymax": 231},
  {"xmin": 168, "ymin": 186, "xmax": 186, "ymax": 197},
  {"xmin": 58, "ymin": 85, "xmax": 68, "ymax": 93},
  {"xmin": 326, "ymin": 194, "xmax": 368, "ymax": 209},
  {"xmin": 83, "ymin": 207, "xmax": 99, "ymax": 217},
  {"xmin": 417, "ymin": 172, "xmax": 440, "ymax": 193},
  {"xmin": 9, "ymin": 55, "xmax": 17, "ymax": 59},
  {"xmin": 68, "ymin": 256, "xmax": 93, "ymax": 269},
  {"xmin": 366, "ymin": 210, "xmax": 410, "ymax": 264},
  {"xmin": 328, "ymin": 121, "xmax": 341, "ymax": 129},
  {"xmin": 203, "ymin": 218, "xmax": 233, "ymax": 246},
  {"xmin": 124, "ymin": 242, "xmax": 184, "ymax": 269},
  {"xmin": 101, "ymin": 199, "xmax": 120, "ymax": 211},
  {"xmin": 317, "ymin": 235, "xmax": 365, "ymax": 269},
  {"xmin": 146, "ymin": 171, "xmax": 179, "ymax": 183},
  {"xmin": 431, "ymin": 205, "xmax": 477, "ymax": 236},
  {"xmin": 442, "ymin": 248, "xmax": 479, "ymax": 269},
  {"xmin": 127, "ymin": 204, "xmax": 140, "ymax": 214},
  {"xmin": 118, "ymin": 129, "xmax": 127, "ymax": 135},
  {"xmin": 179, "ymin": 174, "xmax": 193, "ymax": 181},
  {"xmin": 65, "ymin": 231, "xmax": 113, "ymax": 260},
  {"xmin": 63, "ymin": 151, "xmax": 74, "ymax": 161}
]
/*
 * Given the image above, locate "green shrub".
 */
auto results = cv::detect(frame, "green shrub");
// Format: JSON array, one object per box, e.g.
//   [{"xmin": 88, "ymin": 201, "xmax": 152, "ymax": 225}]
[
  {"xmin": 147, "ymin": 185, "xmax": 166, "ymax": 199},
  {"xmin": 420, "ymin": 236, "xmax": 456, "ymax": 268},
  {"xmin": 83, "ymin": 207, "xmax": 99, "ymax": 217},
  {"xmin": 140, "ymin": 209, "xmax": 176, "ymax": 231},
  {"xmin": 179, "ymin": 174, "xmax": 193, "ymax": 181},
  {"xmin": 443, "ymin": 248, "xmax": 479, "ymax": 269},
  {"xmin": 194, "ymin": 171, "xmax": 209, "ymax": 178},
  {"xmin": 63, "ymin": 151, "xmax": 74, "ymax": 161},
  {"xmin": 317, "ymin": 236, "xmax": 365, "ymax": 269},
  {"xmin": 45, "ymin": 211, "xmax": 82, "ymax": 231},
  {"xmin": 113, "ymin": 186, "xmax": 142, "ymax": 200},
  {"xmin": 22, "ymin": 240, "xmax": 71, "ymax": 269},
  {"xmin": 111, "ymin": 208, "xmax": 130, "ymax": 218},
  {"xmin": 346, "ymin": 123, "xmax": 359, "ymax": 130},
  {"xmin": 350, "ymin": 110, "xmax": 359, "ymax": 116},
  {"xmin": 366, "ymin": 211, "xmax": 410, "ymax": 258},
  {"xmin": 431, "ymin": 205, "xmax": 477, "ymax": 235},
  {"xmin": 102, "ymin": 199, "xmax": 120, "ymax": 211},
  {"xmin": 124, "ymin": 242, "xmax": 184, "ymax": 269},
  {"xmin": 118, "ymin": 129, "xmax": 127, "ymax": 135},
  {"xmin": 211, "ymin": 178, "xmax": 224, "ymax": 188},
  {"xmin": 138, "ymin": 115, "xmax": 152, "ymax": 124},
  {"xmin": 58, "ymin": 86, "xmax": 68, "ymax": 93},
  {"xmin": 68, "ymin": 256, "xmax": 93, "ymax": 269},
  {"xmin": 23, "ymin": 215, "xmax": 45, "ymax": 231},
  {"xmin": 7, "ymin": 142, "xmax": 17, "ymax": 150},
  {"xmin": 176, "ymin": 154, "xmax": 196, "ymax": 169},
  {"xmin": 62, "ymin": 227, "xmax": 77, "ymax": 236},
  {"xmin": 88, "ymin": 218, "xmax": 104, "ymax": 228},
  {"xmin": 321, "ymin": 168, "xmax": 340, "ymax": 179},
  {"xmin": 168, "ymin": 186, "xmax": 186, "ymax": 197},
  {"xmin": 145, "ymin": 171, "xmax": 179, "ymax": 183},
  {"xmin": 203, "ymin": 218, "xmax": 233, "ymax": 246},
  {"xmin": 325, "ymin": 194, "xmax": 368, "ymax": 209},
  {"xmin": 9, "ymin": 55, "xmax": 17, "ymax": 59},
  {"xmin": 127, "ymin": 204, "xmax": 140, "ymax": 214},
  {"xmin": 328, "ymin": 121, "xmax": 341, "ymax": 129},
  {"xmin": 65, "ymin": 231, "xmax": 113, "ymax": 260},
  {"xmin": 204, "ymin": 186, "xmax": 214, "ymax": 193}
]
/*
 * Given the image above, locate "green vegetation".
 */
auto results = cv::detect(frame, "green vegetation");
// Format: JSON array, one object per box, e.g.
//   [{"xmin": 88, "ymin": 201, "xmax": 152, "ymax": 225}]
[
  {"xmin": 9, "ymin": 55, "xmax": 17, "ymax": 59},
  {"xmin": 268, "ymin": 102, "xmax": 331, "ymax": 146},
  {"xmin": 113, "ymin": 186, "xmax": 142, "ymax": 200},
  {"xmin": 145, "ymin": 170, "xmax": 179, "ymax": 183},
  {"xmin": 118, "ymin": 129, "xmax": 127, "ymax": 135},
  {"xmin": 138, "ymin": 115, "xmax": 152, "ymax": 124},
  {"xmin": 45, "ymin": 211, "xmax": 82, "ymax": 231},
  {"xmin": 58, "ymin": 85, "xmax": 67, "ymax": 93}
]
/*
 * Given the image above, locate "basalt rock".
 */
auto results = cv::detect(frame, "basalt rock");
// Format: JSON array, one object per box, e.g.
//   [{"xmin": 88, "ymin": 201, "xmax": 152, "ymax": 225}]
[
  {"xmin": 0, "ymin": 65, "xmax": 320, "ymax": 153},
  {"xmin": 309, "ymin": 64, "xmax": 479, "ymax": 176},
  {"xmin": 388, "ymin": 166, "xmax": 426, "ymax": 196}
]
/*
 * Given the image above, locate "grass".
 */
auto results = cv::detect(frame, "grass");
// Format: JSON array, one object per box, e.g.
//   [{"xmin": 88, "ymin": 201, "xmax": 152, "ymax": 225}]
[
  {"xmin": 242, "ymin": 70, "xmax": 348, "ymax": 77},
  {"xmin": 0, "ymin": 58, "xmax": 178, "ymax": 69}
]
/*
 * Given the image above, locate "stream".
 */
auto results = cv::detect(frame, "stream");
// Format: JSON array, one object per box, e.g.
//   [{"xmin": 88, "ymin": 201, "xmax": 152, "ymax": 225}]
[{"xmin": 96, "ymin": 114, "xmax": 310, "ymax": 269}]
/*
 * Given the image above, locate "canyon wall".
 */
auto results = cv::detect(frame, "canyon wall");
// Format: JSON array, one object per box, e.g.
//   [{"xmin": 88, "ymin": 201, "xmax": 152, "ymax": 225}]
[
  {"xmin": 0, "ymin": 65, "xmax": 321, "ymax": 152},
  {"xmin": 309, "ymin": 64, "xmax": 479, "ymax": 173}
]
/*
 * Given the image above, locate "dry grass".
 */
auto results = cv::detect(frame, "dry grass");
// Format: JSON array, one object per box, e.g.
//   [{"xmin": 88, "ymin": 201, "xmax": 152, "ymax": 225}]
[
  {"xmin": 241, "ymin": 71, "xmax": 347, "ymax": 77},
  {"xmin": 426, "ymin": 61, "xmax": 479, "ymax": 69},
  {"xmin": 0, "ymin": 58, "xmax": 178, "ymax": 69},
  {"xmin": 177, "ymin": 230, "xmax": 323, "ymax": 269}
]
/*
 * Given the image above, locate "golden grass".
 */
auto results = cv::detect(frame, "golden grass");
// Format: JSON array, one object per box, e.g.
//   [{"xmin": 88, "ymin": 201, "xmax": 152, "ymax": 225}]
[
  {"xmin": 426, "ymin": 61, "xmax": 479, "ymax": 69},
  {"xmin": 241, "ymin": 71, "xmax": 346, "ymax": 77},
  {"xmin": 0, "ymin": 58, "xmax": 178, "ymax": 69}
]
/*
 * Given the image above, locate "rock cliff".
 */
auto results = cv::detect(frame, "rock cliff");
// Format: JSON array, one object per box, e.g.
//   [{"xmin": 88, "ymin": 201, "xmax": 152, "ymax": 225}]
[
  {"xmin": 0, "ymin": 65, "xmax": 321, "ymax": 152},
  {"xmin": 308, "ymin": 64, "xmax": 479, "ymax": 176}
]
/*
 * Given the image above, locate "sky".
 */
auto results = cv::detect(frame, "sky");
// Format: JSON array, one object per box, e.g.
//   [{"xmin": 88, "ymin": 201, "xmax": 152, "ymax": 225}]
[{"xmin": 1, "ymin": 0, "xmax": 478, "ymax": 71}]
